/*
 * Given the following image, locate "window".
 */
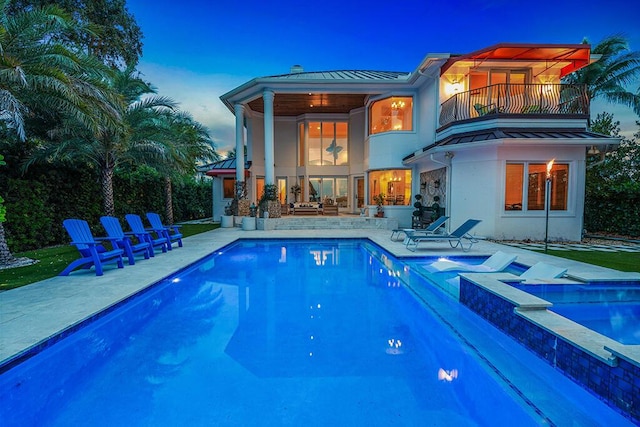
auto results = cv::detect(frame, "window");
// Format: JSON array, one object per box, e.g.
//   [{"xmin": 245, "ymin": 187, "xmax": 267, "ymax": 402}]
[
  {"xmin": 256, "ymin": 177, "xmax": 264, "ymax": 204},
  {"xmin": 277, "ymin": 177, "xmax": 287, "ymax": 204},
  {"xmin": 222, "ymin": 177, "xmax": 235, "ymax": 199},
  {"xmin": 307, "ymin": 121, "xmax": 348, "ymax": 166},
  {"xmin": 369, "ymin": 96, "xmax": 413, "ymax": 134},
  {"xmin": 505, "ymin": 162, "xmax": 568, "ymax": 211},
  {"xmin": 307, "ymin": 177, "xmax": 347, "ymax": 205},
  {"xmin": 369, "ymin": 169, "xmax": 412, "ymax": 205}
]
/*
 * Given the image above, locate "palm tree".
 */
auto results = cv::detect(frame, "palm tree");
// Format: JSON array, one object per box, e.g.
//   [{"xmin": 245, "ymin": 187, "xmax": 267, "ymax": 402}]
[
  {"xmin": 161, "ymin": 111, "xmax": 218, "ymax": 223},
  {"xmin": 563, "ymin": 35, "xmax": 640, "ymax": 116},
  {"xmin": 0, "ymin": 1, "xmax": 116, "ymax": 266},
  {"xmin": 28, "ymin": 66, "xmax": 176, "ymax": 216},
  {"xmin": 129, "ymin": 110, "xmax": 218, "ymax": 224}
]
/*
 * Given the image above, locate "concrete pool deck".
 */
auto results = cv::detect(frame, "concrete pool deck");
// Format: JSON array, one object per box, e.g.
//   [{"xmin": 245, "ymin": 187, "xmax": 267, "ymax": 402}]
[{"xmin": 1, "ymin": 226, "xmax": 639, "ymax": 367}]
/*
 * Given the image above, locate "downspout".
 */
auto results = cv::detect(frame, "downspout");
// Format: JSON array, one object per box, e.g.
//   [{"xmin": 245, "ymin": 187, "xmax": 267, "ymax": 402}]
[{"xmin": 430, "ymin": 152, "xmax": 454, "ymax": 230}]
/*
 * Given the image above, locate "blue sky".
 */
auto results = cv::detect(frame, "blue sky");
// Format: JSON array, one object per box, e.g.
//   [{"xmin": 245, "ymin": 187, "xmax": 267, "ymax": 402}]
[{"xmin": 127, "ymin": 0, "xmax": 640, "ymax": 154}]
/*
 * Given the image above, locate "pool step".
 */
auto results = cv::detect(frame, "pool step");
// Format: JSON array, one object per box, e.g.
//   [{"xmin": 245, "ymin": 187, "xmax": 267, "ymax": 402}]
[{"xmin": 255, "ymin": 216, "xmax": 399, "ymax": 230}]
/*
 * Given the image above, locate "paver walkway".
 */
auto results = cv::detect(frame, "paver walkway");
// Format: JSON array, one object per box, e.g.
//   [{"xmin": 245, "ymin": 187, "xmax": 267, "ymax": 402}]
[{"xmin": 501, "ymin": 241, "xmax": 640, "ymax": 252}]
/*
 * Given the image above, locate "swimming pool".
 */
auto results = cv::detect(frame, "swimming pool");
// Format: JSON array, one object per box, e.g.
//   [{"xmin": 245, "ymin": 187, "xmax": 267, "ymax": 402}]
[
  {"xmin": 512, "ymin": 282, "xmax": 640, "ymax": 344},
  {"xmin": 0, "ymin": 239, "xmax": 632, "ymax": 425}
]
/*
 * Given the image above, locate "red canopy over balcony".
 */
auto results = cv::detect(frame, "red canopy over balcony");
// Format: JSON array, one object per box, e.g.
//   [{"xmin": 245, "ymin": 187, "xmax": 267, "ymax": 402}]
[{"xmin": 441, "ymin": 43, "xmax": 592, "ymax": 78}]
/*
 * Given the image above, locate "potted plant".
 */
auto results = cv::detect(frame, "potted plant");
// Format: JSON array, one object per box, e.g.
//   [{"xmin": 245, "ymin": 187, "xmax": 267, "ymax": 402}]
[
  {"xmin": 430, "ymin": 196, "xmax": 441, "ymax": 221},
  {"xmin": 290, "ymin": 183, "xmax": 301, "ymax": 203},
  {"xmin": 373, "ymin": 193, "xmax": 385, "ymax": 217},
  {"xmin": 413, "ymin": 194, "xmax": 425, "ymax": 228},
  {"xmin": 221, "ymin": 203, "xmax": 234, "ymax": 228}
]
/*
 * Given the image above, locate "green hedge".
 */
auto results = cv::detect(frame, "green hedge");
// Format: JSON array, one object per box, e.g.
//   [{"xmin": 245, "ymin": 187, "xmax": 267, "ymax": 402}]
[
  {"xmin": 1, "ymin": 164, "xmax": 212, "ymax": 252},
  {"xmin": 584, "ymin": 189, "xmax": 640, "ymax": 237}
]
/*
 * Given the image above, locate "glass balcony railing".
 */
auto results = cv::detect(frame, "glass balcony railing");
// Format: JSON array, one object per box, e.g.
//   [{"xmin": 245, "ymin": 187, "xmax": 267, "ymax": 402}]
[{"xmin": 439, "ymin": 83, "xmax": 589, "ymax": 127}]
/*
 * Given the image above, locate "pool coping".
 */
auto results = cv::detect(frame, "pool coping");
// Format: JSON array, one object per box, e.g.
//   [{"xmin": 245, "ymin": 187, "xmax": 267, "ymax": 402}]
[{"xmin": 459, "ymin": 272, "xmax": 640, "ymax": 367}]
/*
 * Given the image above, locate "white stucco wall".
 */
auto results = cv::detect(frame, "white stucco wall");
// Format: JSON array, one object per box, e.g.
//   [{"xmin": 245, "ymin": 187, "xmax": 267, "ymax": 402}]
[
  {"xmin": 417, "ymin": 81, "xmax": 437, "ymax": 144},
  {"xmin": 445, "ymin": 143, "xmax": 586, "ymax": 241},
  {"xmin": 349, "ymin": 108, "xmax": 365, "ymax": 176}
]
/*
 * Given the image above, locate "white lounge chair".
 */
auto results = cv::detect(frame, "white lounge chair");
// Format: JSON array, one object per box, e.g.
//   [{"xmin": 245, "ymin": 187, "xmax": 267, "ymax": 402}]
[
  {"xmin": 429, "ymin": 251, "xmax": 517, "ymax": 272},
  {"xmin": 519, "ymin": 262, "xmax": 567, "ymax": 281},
  {"xmin": 406, "ymin": 219, "xmax": 481, "ymax": 252},
  {"xmin": 390, "ymin": 215, "xmax": 449, "ymax": 241}
]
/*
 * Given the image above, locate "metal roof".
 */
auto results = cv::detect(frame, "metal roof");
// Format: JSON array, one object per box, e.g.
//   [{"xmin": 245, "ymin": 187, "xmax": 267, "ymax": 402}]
[
  {"xmin": 201, "ymin": 157, "xmax": 251, "ymax": 177},
  {"xmin": 263, "ymin": 70, "xmax": 410, "ymax": 81},
  {"xmin": 434, "ymin": 128, "xmax": 611, "ymax": 148}
]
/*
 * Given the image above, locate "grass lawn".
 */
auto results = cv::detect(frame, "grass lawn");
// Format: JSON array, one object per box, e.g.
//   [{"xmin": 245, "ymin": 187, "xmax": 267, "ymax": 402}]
[
  {"xmin": 0, "ymin": 223, "xmax": 219, "ymax": 291},
  {"xmin": 528, "ymin": 248, "xmax": 640, "ymax": 273}
]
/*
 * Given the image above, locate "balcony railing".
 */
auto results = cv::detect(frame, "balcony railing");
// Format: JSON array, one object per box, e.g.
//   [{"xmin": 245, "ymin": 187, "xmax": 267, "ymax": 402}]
[{"xmin": 439, "ymin": 83, "xmax": 589, "ymax": 127}]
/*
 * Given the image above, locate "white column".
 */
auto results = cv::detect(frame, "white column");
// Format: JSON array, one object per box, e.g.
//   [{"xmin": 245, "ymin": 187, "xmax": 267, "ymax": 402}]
[
  {"xmin": 263, "ymin": 89, "xmax": 275, "ymax": 184},
  {"xmin": 234, "ymin": 103, "xmax": 245, "ymax": 182}
]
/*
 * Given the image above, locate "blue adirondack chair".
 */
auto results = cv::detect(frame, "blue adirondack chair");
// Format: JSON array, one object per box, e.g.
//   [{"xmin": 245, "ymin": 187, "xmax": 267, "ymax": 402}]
[
  {"xmin": 146, "ymin": 212, "xmax": 183, "ymax": 250},
  {"xmin": 125, "ymin": 214, "xmax": 168, "ymax": 256},
  {"xmin": 60, "ymin": 219, "xmax": 125, "ymax": 276},
  {"xmin": 100, "ymin": 216, "xmax": 151, "ymax": 265}
]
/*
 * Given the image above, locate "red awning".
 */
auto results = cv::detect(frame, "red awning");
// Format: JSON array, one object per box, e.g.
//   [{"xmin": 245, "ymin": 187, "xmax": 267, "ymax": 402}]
[{"xmin": 441, "ymin": 43, "xmax": 591, "ymax": 78}]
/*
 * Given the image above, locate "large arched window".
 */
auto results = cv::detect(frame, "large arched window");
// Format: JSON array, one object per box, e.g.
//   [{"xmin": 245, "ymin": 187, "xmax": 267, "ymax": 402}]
[{"xmin": 369, "ymin": 96, "xmax": 413, "ymax": 135}]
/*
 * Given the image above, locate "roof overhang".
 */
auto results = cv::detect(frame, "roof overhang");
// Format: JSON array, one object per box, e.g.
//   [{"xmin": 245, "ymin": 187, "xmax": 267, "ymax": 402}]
[
  {"xmin": 219, "ymin": 71, "xmax": 412, "ymax": 116},
  {"xmin": 403, "ymin": 128, "xmax": 621, "ymax": 165},
  {"xmin": 440, "ymin": 43, "xmax": 593, "ymax": 78},
  {"xmin": 203, "ymin": 158, "xmax": 252, "ymax": 177}
]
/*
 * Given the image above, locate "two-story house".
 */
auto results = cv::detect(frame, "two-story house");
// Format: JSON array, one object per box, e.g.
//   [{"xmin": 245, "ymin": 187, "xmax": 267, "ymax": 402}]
[{"xmin": 210, "ymin": 43, "xmax": 618, "ymax": 241}]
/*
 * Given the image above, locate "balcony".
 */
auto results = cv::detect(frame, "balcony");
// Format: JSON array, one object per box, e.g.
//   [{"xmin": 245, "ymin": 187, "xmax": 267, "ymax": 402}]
[{"xmin": 438, "ymin": 83, "xmax": 589, "ymax": 128}]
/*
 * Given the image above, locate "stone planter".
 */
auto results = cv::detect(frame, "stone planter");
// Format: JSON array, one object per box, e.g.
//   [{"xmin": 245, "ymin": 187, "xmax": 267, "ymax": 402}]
[
  {"xmin": 237, "ymin": 199, "xmax": 251, "ymax": 217},
  {"xmin": 266, "ymin": 200, "xmax": 281, "ymax": 218},
  {"xmin": 220, "ymin": 215, "xmax": 234, "ymax": 228},
  {"xmin": 242, "ymin": 216, "xmax": 256, "ymax": 231}
]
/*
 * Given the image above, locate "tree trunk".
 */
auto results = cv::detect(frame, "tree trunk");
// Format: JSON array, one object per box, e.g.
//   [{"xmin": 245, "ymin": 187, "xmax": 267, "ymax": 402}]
[
  {"xmin": 164, "ymin": 176, "xmax": 174, "ymax": 225},
  {"xmin": 0, "ymin": 221, "xmax": 17, "ymax": 265},
  {"xmin": 101, "ymin": 165, "xmax": 115, "ymax": 216}
]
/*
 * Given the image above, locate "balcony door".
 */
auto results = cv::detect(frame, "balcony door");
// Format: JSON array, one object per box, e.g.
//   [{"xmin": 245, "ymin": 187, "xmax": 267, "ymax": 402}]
[{"xmin": 489, "ymin": 70, "xmax": 528, "ymax": 111}]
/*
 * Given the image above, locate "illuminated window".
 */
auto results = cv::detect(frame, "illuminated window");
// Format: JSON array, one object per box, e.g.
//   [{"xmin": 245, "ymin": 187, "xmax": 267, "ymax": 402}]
[
  {"xmin": 222, "ymin": 177, "xmax": 235, "ymax": 199},
  {"xmin": 277, "ymin": 177, "xmax": 287, "ymax": 204},
  {"xmin": 308, "ymin": 177, "xmax": 348, "ymax": 206},
  {"xmin": 307, "ymin": 121, "xmax": 348, "ymax": 166},
  {"xmin": 369, "ymin": 96, "xmax": 413, "ymax": 134},
  {"xmin": 369, "ymin": 169, "xmax": 412, "ymax": 205},
  {"xmin": 505, "ymin": 162, "xmax": 568, "ymax": 211},
  {"xmin": 256, "ymin": 177, "xmax": 264, "ymax": 205}
]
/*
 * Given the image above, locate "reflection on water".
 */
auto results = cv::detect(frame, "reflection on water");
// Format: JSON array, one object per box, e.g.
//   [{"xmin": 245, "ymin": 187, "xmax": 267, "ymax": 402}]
[{"xmin": 1, "ymin": 240, "xmax": 628, "ymax": 426}]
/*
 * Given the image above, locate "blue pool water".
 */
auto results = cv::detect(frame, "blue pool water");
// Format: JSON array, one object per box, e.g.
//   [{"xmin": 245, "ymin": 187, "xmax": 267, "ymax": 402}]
[
  {"xmin": 0, "ymin": 240, "xmax": 632, "ymax": 426},
  {"xmin": 513, "ymin": 283, "xmax": 640, "ymax": 344}
]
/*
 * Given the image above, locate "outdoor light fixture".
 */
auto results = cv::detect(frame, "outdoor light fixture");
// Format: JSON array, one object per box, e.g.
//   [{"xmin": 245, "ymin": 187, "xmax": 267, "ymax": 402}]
[
  {"xmin": 544, "ymin": 159, "xmax": 554, "ymax": 252},
  {"xmin": 444, "ymin": 80, "xmax": 462, "ymax": 96},
  {"xmin": 587, "ymin": 145, "xmax": 600, "ymax": 155}
]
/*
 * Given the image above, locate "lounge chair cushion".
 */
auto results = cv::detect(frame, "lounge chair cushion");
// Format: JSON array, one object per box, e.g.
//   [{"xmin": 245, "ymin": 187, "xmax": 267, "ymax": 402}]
[
  {"xmin": 430, "ymin": 251, "xmax": 516, "ymax": 272},
  {"xmin": 519, "ymin": 262, "xmax": 567, "ymax": 280}
]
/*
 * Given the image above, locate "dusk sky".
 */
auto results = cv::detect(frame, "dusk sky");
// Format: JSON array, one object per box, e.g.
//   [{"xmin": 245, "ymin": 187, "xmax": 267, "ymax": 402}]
[{"xmin": 127, "ymin": 0, "xmax": 640, "ymax": 155}]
